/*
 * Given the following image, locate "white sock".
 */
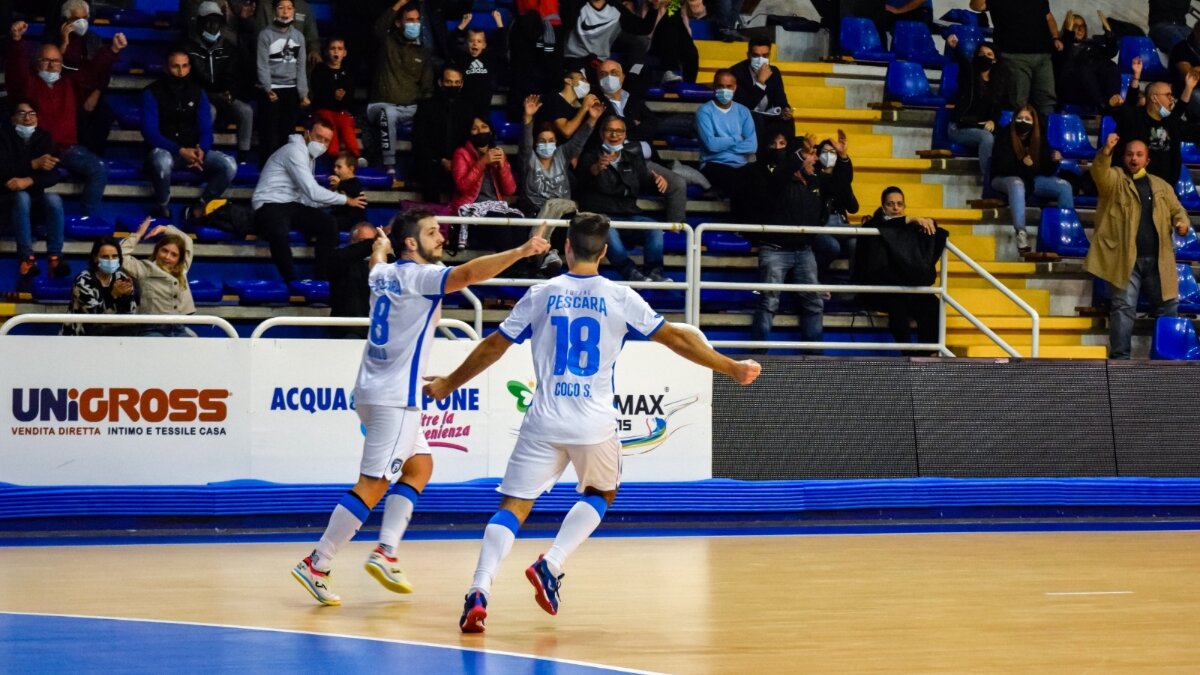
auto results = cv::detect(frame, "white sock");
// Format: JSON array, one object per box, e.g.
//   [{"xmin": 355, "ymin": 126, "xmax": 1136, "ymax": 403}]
[
  {"xmin": 378, "ymin": 493, "xmax": 416, "ymax": 555},
  {"xmin": 543, "ymin": 499, "xmax": 605, "ymax": 576},
  {"xmin": 469, "ymin": 522, "xmax": 517, "ymax": 597},
  {"xmin": 312, "ymin": 496, "xmax": 368, "ymax": 570}
]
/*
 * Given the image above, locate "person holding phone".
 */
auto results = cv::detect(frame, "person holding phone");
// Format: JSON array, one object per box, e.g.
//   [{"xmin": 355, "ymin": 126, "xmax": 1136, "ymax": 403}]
[{"xmin": 450, "ymin": 115, "xmax": 524, "ymax": 257}]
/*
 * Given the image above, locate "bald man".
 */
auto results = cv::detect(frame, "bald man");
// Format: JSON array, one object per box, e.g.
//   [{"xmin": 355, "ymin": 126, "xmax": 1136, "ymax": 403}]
[{"xmin": 1113, "ymin": 57, "xmax": 1200, "ymax": 185}]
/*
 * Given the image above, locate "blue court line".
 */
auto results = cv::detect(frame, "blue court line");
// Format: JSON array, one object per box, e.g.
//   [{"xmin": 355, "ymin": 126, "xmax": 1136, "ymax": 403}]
[{"xmin": 0, "ymin": 612, "xmax": 658, "ymax": 675}]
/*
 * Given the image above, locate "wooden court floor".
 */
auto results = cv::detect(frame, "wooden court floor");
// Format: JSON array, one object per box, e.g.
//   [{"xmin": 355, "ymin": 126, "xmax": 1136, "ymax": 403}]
[{"xmin": 2, "ymin": 530, "xmax": 1198, "ymax": 673}]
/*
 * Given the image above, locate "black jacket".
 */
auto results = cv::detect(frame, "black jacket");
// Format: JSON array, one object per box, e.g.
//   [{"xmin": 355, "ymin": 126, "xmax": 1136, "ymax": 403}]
[
  {"xmin": 731, "ymin": 59, "xmax": 789, "ymax": 117},
  {"xmin": 1113, "ymin": 86, "xmax": 1200, "ymax": 184},
  {"xmin": 817, "ymin": 157, "xmax": 858, "ymax": 220},
  {"xmin": 576, "ymin": 145, "xmax": 656, "ymax": 216},
  {"xmin": 0, "ymin": 124, "xmax": 59, "ymax": 194},
  {"xmin": 949, "ymin": 48, "xmax": 1005, "ymax": 128},
  {"xmin": 310, "ymin": 64, "xmax": 355, "ymax": 113},
  {"xmin": 412, "ymin": 91, "xmax": 478, "ymax": 182},
  {"xmin": 184, "ymin": 35, "xmax": 250, "ymax": 100},
  {"xmin": 757, "ymin": 151, "xmax": 825, "ymax": 249},
  {"xmin": 327, "ymin": 239, "xmax": 375, "ymax": 339},
  {"xmin": 990, "ymin": 124, "xmax": 1060, "ymax": 188},
  {"xmin": 450, "ymin": 29, "xmax": 509, "ymax": 120},
  {"xmin": 594, "ymin": 91, "xmax": 659, "ymax": 153},
  {"xmin": 144, "ymin": 76, "xmax": 207, "ymax": 150},
  {"xmin": 853, "ymin": 210, "xmax": 948, "ymax": 287}
]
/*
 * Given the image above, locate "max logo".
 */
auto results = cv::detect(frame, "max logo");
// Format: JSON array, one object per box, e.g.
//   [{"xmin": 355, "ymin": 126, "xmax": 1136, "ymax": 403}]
[
  {"xmin": 615, "ymin": 394, "xmax": 664, "ymax": 416},
  {"xmin": 11, "ymin": 388, "xmax": 229, "ymax": 423}
]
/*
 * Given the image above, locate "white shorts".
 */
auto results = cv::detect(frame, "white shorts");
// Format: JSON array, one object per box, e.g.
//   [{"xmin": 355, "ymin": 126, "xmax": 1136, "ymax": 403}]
[
  {"xmin": 498, "ymin": 434, "xmax": 622, "ymax": 500},
  {"xmin": 357, "ymin": 403, "xmax": 431, "ymax": 482}
]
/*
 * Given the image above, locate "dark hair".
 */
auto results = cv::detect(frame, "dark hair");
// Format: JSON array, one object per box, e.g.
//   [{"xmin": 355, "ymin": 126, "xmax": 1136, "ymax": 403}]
[
  {"xmin": 881, "ymin": 186, "xmax": 904, "ymax": 204},
  {"xmin": 562, "ymin": 66, "xmax": 584, "ymax": 80},
  {"xmin": 441, "ymin": 63, "xmax": 464, "ymax": 79},
  {"xmin": 273, "ymin": 0, "xmax": 293, "ymax": 8},
  {"xmin": 398, "ymin": 2, "xmax": 421, "ymax": 17},
  {"xmin": 334, "ymin": 150, "xmax": 357, "ymax": 167},
  {"xmin": 9, "ymin": 97, "xmax": 38, "ymax": 114},
  {"xmin": 88, "ymin": 237, "xmax": 123, "ymax": 273},
  {"xmin": 534, "ymin": 121, "xmax": 557, "ymax": 137},
  {"xmin": 567, "ymin": 212, "xmax": 609, "ymax": 263},
  {"xmin": 165, "ymin": 48, "xmax": 190, "ymax": 63},
  {"xmin": 818, "ymin": 138, "xmax": 835, "ymax": 152},
  {"xmin": 325, "ymin": 36, "xmax": 347, "ymax": 49},
  {"xmin": 712, "ymin": 68, "xmax": 735, "ymax": 85},
  {"xmin": 390, "ymin": 208, "xmax": 436, "ymax": 253},
  {"xmin": 747, "ymin": 37, "xmax": 772, "ymax": 52},
  {"xmin": 310, "ymin": 117, "xmax": 334, "ymax": 134},
  {"xmin": 466, "ymin": 27, "xmax": 487, "ymax": 39},
  {"xmin": 975, "ymin": 41, "xmax": 996, "ymax": 57}
]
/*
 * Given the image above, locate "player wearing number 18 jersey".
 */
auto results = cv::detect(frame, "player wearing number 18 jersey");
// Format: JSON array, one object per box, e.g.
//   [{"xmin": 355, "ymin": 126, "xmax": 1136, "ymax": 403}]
[
  {"xmin": 291, "ymin": 209, "xmax": 548, "ymax": 606},
  {"xmin": 423, "ymin": 213, "xmax": 762, "ymax": 632}
]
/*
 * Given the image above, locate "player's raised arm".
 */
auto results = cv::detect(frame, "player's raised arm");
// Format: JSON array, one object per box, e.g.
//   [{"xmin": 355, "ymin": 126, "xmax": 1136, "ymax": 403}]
[
  {"xmin": 651, "ymin": 323, "xmax": 761, "ymax": 385},
  {"xmin": 424, "ymin": 332, "xmax": 514, "ymax": 400},
  {"xmin": 444, "ymin": 233, "xmax": 550, "ymax": 294}
]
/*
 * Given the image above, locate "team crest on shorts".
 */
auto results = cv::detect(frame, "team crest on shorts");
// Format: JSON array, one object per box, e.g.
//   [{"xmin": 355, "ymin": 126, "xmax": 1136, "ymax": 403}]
[{"xmin": 390, "ymin": 458, "xmax": 402, "ymax": 475}]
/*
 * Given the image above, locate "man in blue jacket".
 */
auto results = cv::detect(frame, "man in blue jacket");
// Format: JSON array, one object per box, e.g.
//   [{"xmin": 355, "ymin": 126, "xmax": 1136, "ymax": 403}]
[{"xmin": 695, "ymin": 68, "xmax": 757, "ymax": 199}]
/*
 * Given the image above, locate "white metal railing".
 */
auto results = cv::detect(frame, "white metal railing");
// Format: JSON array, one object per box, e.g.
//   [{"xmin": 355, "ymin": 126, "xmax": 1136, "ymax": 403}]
[
  {"xmin": 0, "ymin": 313, "xmax": 240, "ymax": 338},
  {"xmin": 250, "ymin": 317, "xmax": 479, "ymax": 340}
]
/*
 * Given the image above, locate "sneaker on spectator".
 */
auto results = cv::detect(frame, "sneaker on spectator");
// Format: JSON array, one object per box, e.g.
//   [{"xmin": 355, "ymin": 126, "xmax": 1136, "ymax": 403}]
[
  {"xmin": 17, "ymin": 256, "xmax": 39, "ymax": 291},
  {"xmin": 646, "ymin": 268, "xmax": 669, "ymax": 283},
  {"xmin": 540, "ymin": 250, "xmax": 564, "ymax": 277},
  {"xmin": 357, "ymin": 156, "xmax": 368, "ymax": 169},
  {"xmin": 1016, "ymin": 230, "xmax": 1030, "ymax": 254},
  {"xmin": 622, "ymin": 265, "xmax": 649, "ymax": 282},
  {"xmin": 661, "ymin": 70, "xmax": 683, "ymax": 84},
  {"xmin": 48, "ymin": 256, "xmax": 70, "ymax": 279}
]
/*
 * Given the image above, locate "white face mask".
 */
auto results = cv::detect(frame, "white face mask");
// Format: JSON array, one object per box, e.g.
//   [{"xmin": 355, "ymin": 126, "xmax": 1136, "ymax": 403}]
[
  {"xmin": 202, "ymin": 30, "xmax": 221, "ymax": 43},
  {"xmin": 39, "ymin": 69, "xmax": 61, "ymax": 85},
  {"xmin": 601, "ymin": 142, "xmax": 623, "ymax": 154},
  {"xmin": 1159, "ymin": 104, "xmax": 1172, "ymax": 118},
  {"xmin": 14, "ymin": 123, "xmax": 36, "ymax": 139},
  {"xmin": 599, "ymin": 75, "xmax": 621, "ymax": 95},
  {"xmin": 535, "ymin": 142, "xmax": 556, "ymax": 158},
  {"xmin": 572, "ymin": 80, "xmax": 590, "ymax": 99},
  {"xmin": 307, "ymin": 140, "xmax": 328, "ymax": 158},
  {"xmin": 819, "ymin": 151, "xmax": 837, "ymax": 168},
  {"xmin": 71, "ymin": 18, "xmax": 88, "ymax": 35},
  {"xmin": 749, "ymin": 55, "xmax": 768, "ymax": 70}
]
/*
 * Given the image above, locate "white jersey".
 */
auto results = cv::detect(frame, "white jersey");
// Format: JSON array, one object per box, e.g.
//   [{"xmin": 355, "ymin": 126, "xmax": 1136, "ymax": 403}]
[
  {"xmin": 354, "ymin": 260, "xmax": 451, "ymax": 408},
  {"xmin": 497, "ymin": 273, "xmax": 665, "ymax": 444}
]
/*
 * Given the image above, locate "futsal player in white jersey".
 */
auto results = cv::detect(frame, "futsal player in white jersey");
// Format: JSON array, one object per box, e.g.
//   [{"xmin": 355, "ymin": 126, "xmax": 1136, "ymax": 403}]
[
  {"xmin": 424, "ymin": 213, "xmax": 761, "ymax": 632},
  {"xmin": 291, "ymin": 209, "xmax": 549, "ymax": 606}
]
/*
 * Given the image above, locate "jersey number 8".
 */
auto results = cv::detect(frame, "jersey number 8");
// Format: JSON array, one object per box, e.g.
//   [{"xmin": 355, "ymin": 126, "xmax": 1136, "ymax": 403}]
[
  {"xmin": 550, "ymin": 316, "xmax": 601, "ymax": 377},
  {"xmin": 370, "ymin": 296, "xmax": 392, "ymax": 345}
]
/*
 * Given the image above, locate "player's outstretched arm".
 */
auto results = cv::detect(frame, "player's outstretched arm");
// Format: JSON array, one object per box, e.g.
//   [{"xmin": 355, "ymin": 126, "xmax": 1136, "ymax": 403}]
[
  {"xmin": 423, "ymin": 332, "xmax": 514, "ymax": 400},
  {"xmin": 444, "ymin": 235, "xmax": 550, "ymax": 294},
  {"xmin": 651, "ymin": 323, "xmax": 761, "ymax": 385}
]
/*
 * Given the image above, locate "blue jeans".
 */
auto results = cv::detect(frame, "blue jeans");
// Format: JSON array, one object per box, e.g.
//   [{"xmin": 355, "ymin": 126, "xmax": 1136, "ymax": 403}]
[
  {"xmin": 58, "ymin": 145, "xmax": 108, "ymax": 216},
  {"xmin": 1150, "ymin": 23, "xmax": 1191, "ymax": 54},
  {"xmin": 1108, "ymin": 257, "xmax": 1179, "ymax": 359},
  {"xmin": 948, "ymin": 123, "xmax": 994, "ymax": 189},
  {"xmin": 146, "ymin": 148, "xmax": 236, "ymax": 207},
  {"xmin": 139, "ymin": 324, "xmax": 197, "ymax": 338},
  {"xmin": 711, "ymin": 0, "xmax": 737, "ymax": 30},
  {"xmin": 813, "ymin": 213, "xmax": 856, "ymax": 280},
  {"xmin": 751, "ymin": 246, "xmax": 823, "ymax": 344},
  {"xmin": 605, "ymin": 215, "xmax": 664, "ymax": 273},
  {"xmin": 991, "ymin": 175, "xmax": 1074, "ymax": 232},
  {"xmin": 5, "ymin": 191, "xmax": 64, "ymax": 258}
]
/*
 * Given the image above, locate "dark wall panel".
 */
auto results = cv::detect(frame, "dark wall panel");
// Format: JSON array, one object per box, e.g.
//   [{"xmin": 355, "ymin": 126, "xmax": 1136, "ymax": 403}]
[{"xmin": 1108, "ymin": 361, "xmax": 1200, "ymax": 476}]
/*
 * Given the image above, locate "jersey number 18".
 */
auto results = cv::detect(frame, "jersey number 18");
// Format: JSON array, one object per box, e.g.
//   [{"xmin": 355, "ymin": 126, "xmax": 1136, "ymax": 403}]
[{"xmin": 550, "ymin": 316, "xmax": 601, "ymax": 376}]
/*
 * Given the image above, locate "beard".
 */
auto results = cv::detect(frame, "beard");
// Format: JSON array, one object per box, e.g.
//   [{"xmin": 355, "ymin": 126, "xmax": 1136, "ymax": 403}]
[{"xmin": 418, "ymin": 243, "xmax": 443, "ymax": 263}]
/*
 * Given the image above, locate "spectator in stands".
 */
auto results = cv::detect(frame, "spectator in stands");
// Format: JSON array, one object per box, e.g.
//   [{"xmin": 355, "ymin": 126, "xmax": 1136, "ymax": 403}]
[
  {"xmin": 968, "ymin": 0, "xmax": 1058, "ymax": 117},
  {"xmin": 1089, "ymin": 133, "xmax": 1192, "ymax": 359},
  {"xmin": 751, "ymin": 135, "xmax": 824, "ymax": 347},
  {"xmin": 559, "ymin": 0, "xmax": 653, "ymax": 65},
  {"xmin": 253, "ymin": 0, "xmax": 320, "ymax": 63},
  {"xmin": 506, "ymin": 8, "xmax": 558, "ymax": 121},
  {"xmin": 537, "ymin": 66, "xmax": 602, "ymax": 142},
  {"xmin": 256, "ymin": 0, "xmax": 310, "ymax": 158},
  {"xmin": 120, "ymin": 216, "xmax": 197, "ymax": 337},
  {"xmin": 366, "ymin": 1, "xmax": 435, "ymax": 177},
  {"xmin": 1149, "ymin": 0, "xmax": 1192, "ymax": 54},
  {"xmin": 47, "ymin": 0, "xmax": 115, "ymax": 154},
  {"xmin": 738, "ymin": 126, "xmax": 790, "ymax": 225},
  {"xmin": 412, "ymin": 64, "xmax": 475, "ymax": 201},
  {"xmin": 696, "ymin": 68, "xmax": 757, "ymax": 198},
  {"xmin": 875, "ymin": 0, "xmax": 933, "ymax": 51},
  {"xmin": 252, "ymin": 119, "xmax": 368, "ymax": 282},
  {"xmin": 1053, "ymin": 11, "xmax": 1122, "ymax": 111},
  {"xmin": 179, "ymin": 0, "xmax": 232, "ymax": 33},
  {"xmin": 185, "ymin": 2, "xmax": 254, "ymax": 159},
  {"xmin": 450, "ymin": 11, "xmax": 507, "ymax": 120},
  {"xmin": 1169, "ymin": 23, "xmax": 1200, "ymax": 116},
  {"xmin": 422, "ymin": 0, "xmax": 472, "ymax": 64},
  {"xmin": 946, "ymin": 36, "xmax": 1004, "ymax": 195},
  {"xmin": 450, "ymin": 116, "xmax": 525, "ymax": 255},
  {"xmin": 644, "ymin": 0, "xmax": 701, "ymax": 84},
  {"xmin": 329, "ymin": 151, "xmax": 366, "ymax": 232},
  {"xmin": 6, "ymin": 20, "xmax": 114, "ymax": 220},
  {"xmin": 231, "ymin": 0, "xmax": 260, "ymax": 47},
  {"xmin": 855, "ymin": 186, "xmax": 943, "ymax": 352},
  {"xmin": 327, "ymin": 221, "xmax": 381, "ymax": 340},
  {"xmin": 708, "ymin": 0, "xmax": 744, "ymax": 42},
  {"xmin": 331, "ymin": 0, "xmax": 390, "ymax": 80},
  {"xmin": 142, "ymin": 51, "xmax": 238, "ymax": 221},
  {"xmin": 310, "ymin": 37, "xmax": 359, "ymax": 158},
  {"xmin": 61, "ymin": 237, "xmax": 137, "ymax": 336},
  {"xmin": 731, "ymin": 38, "xmax": 792, "ymax": 139},
  {"xmin": 0, "ymin": 98, "xmax": 67, "ymax": 287},
  {"xmin": 812, "ymin": 131, "xmax": 859, "ymax": 282},
  {"xmin": 576, "ymin": 115, "xmax": 670, "ymax": 281},
  {"xmin": 989, "ymin": 105, "xmax": 1073, "ymax": 254},
  {"xmin": 1114, "ymin": 57, "xmax": 1200, "ymax": 185}
]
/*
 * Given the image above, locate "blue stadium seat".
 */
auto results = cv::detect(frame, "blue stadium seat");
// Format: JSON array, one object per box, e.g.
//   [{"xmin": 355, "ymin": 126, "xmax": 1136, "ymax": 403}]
[
  {"xmin": 357, "ymin": 167, "xmax": 393, "ymax": 189},
  {"xmin": 662, "ymin": 134, "xmax": 700, "ymax": 150},
  {"xmin": 891, "ymin": 21, "xmax": 946, "ymax": 67},
  {"xmin": 840, "ymin": 17, "xmax": 894, "ymax": 62},
  {"xmin": 884, "ymin": 61, "xmax": 944, "ymax": 106},
  {"xmin": 1046, "ymin": 114, "xmax": 1096, "ymax": 160},
  {"xmin": 1117, "ymin": 36, "xmax": 1169, "ymax": 81},
  {"xmin": 31, "ymin": 276, "xmax": 73, "ymax": 303},
  {"xmin": 663, "ymin": 231, "xmax": 688, "ymax": 253},
  {"xmin": 1036, "ymin": 208, "xmax": 1089, "ymax": 257},
  {"xmin": 488, "ymin": 110, "xmax": 521, "ymax": 143},
  {"xmin": 645, "ymin": 85, "xmax": 666, "ymax": 100},
  {"xmin": 1174, "ymin": 230, "xmax": 1200, "ymax": 262},
  {"xmin": 111, "ymin": 99, "xmax": 143, "ymax": 129},
  {"xmin": 1100, "ymin": 116, "xmax": 1116, "ymax": 143},
  {"xmin": 65, "ymin": 215, "xmax": 115, "ymax": 240},
  {"xmin": 939, "ymin": 60, "xmax": 959, "ymax": 101},
  {"xmin": 1151, "ymin": 316, "xmax": 1200, "ymax": 360},
  {"xmin": 931, "ymin": 107, "xmax": 968, "ymax": 154},
  {"xmin": 943, "ymin": 24, "xmax": 985, "ymax": 60},
  {"xmin": 289, "ymin": 279, "xmax": 330, "ymax": 304},
  {"xmin": 105, "ymin": 159, "xmax": 141, "ymax": 182},
  {"xmin": 1177, "ymin": 171, "xmax": 1200, "ymax": 210},
  {"xmin": 939, "ymin": 8, "xmax": 984, "ymax": 26},
  {"xmin": 225, "ymin": 279, "xmax": 289, "ymax": 304},
  {"xmin": 187, "ymin": 278, "xmax": 223, "ymax": 304},
  {"xmin": 1183, "ymin": 142, "xmax": 1200, "ymax": 165},
  {"xmin": 998, "ymin": 109, "xmax": 1013, "ymax": 128},
  {"xmin": 664, "ymin": 81, "xmax": 715, "ymax": 102},
  {"xmin": 187, "ymin": 224, "xmax": 239, "ymax": 243},
  {"xmin": 1177, "ymin": 264, "xmax": 1200, "ymax": 313},
  {"xmin": 685, "ymin": 183, "xmax": 705, "ymax": 199},
  {"xmin": 233, "ymin": 162, "xmax": 261, "ymax": 186},
  {"xmin": 702, "ymin": 232, "xmax": 752, "ymax": 253},
  {"xmin": 93, "ymin": 7, "xmax": 156, "ymax": 27}
]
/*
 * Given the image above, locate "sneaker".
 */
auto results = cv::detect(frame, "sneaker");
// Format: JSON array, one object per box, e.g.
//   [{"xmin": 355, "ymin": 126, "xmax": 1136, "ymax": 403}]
[
  {"xmin": 539, "ymin": 249, "xmax": 564, "ymax": 277},
  {"xmin": 460, "ymin": 591, "xmax": 488, "ymax": 633},
  {"xmin": 47, "ymin": 256, "xmax": 70, "ymax": 279},
  {"xmin": 622, "ymin": 266, "xmax": 649, "ymax": 282},
  {"xmin": 1015, "ymin": 230, "xmax": 1030, "ymax": 253},
  {"xmin": 718, "ymin": 28, "xmax": 744, "ymax": 42},
  {"xmin": 356, "ymin": 156, "xmax": 369, "ymax": 169},
  {"xmin": 525, "ymin": 555, "xmax": 563, "ymax": 616},
  {"xmin": 364, "ymin": 545, "xmax": 413, "ymax": 594},
  {"xmin": 291, "ymin": 556, "xmax": 341, "ymax": 606},
  {"xmin": 661, "ymin": 70, "xmax": 683, "ymax": 84},
  {"xmin": 645, "ymin": 268, "xmax": 669, "ymax": 283},
  {"xmin": 18, "ymin": 256, "xmax": 39, "ymax": 279}
]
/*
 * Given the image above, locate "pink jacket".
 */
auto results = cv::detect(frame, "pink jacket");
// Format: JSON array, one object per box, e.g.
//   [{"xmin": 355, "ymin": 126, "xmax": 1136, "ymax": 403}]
[{"xmin": 450, "ymin": 142, "xmax": 517, "ymax": 213}]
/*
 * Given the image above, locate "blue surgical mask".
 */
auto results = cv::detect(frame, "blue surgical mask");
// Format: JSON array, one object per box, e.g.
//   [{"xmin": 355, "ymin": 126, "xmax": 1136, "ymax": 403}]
[
  {"xmin": 749, "ymin": 56, "xmax": 768, "ymax": 70},
  {"xmin": 14, "ymin": 123, "xmax": 35, "ymax": 140},
  {"xmin": 403, "ymin": 22, "xmax": 421, "ymax": 40},
  {"xmin": 71, "ymin": 18, "xmax": 88, "ymax": 35},
  {"xmin": 535, "ymin": 142, "xmax": 556, "ymax": 158},
  {"xmin": 1159, "ymin": 104, "xmax": 1172, "ymax": 118},
  {"xmin": 39, "ymin": 70, "xmax": 61, "ymax": 85},
  {"xmin": 714, "ymin": 88, "xmax": 734, "ymax": 105},
  {"xmin": 202, "ymin": 30, "xmax": 221, "ymax": 43},
  {"xmin": 601, "ymin": 142, "xmax": 623, "ymax": 154},
  {"xmin": 97, "ymin": 259, "xmax": 121, "ymax": 275},
  {"xmin": 600, "ymin": 75, "xmax": 620, "ymax": 95}
]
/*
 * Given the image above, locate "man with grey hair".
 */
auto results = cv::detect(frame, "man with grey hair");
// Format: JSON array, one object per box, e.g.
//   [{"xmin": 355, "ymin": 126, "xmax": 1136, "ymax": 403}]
[{"xmin": 45, "ymin": 0, "xmax": 116, "ymax": 154}]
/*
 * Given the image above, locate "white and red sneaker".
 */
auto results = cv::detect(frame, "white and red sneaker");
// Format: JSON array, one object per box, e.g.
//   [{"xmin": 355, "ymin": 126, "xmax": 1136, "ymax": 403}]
[
  {"xmin": 291, "ymin": 555, "xmax": 341, "ymax": 606},
  {"xmin": 364, "ymin": 545, "xmax": 413, "ymax": 594}
]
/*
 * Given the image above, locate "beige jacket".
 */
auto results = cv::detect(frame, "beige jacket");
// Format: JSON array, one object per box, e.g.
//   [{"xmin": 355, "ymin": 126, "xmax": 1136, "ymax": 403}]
[
  {"xmin": 1085, "ymin": 149, "xmax": 1189, "ymax": 300},
  {"xmin": 120, "ymin": 225, "xmax": 196, "ymax": 315}
]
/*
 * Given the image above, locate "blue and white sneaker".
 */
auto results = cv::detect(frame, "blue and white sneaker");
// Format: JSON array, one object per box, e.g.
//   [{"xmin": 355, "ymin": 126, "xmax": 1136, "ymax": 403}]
[
  {"xmin": 525, "ymin": 555, "xmax": 563, "ymax": 616},
  {"xmin": 460, "ymin": 591, "xmax": 488, "ymax": 633}
]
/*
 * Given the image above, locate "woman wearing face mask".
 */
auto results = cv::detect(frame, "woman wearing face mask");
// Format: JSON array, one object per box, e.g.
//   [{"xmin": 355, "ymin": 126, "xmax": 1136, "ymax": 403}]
[
  {"xmin": 989, "ymin": 105, "xmax": 1074, "ymax": 254},
  {"xmin": 61, "ymin": 237, "xmax": 138, "ymax": 336},
  {"xmin": 945, "ymin": 37, "xmax": 1005, "ymax": 198},
  {"xmin": 451, "ymin": 116, "xmax": 524, "ymax": 259},
  {"xmin": 120, "ymin": 216, "xmax": 198, "ymax": 337},
  {"xmin": 256, "ymin": 0, "xmax": 310, "ymax": 158},
  {"xmin": 811, "ymin": 131, "xmax": 859, "ymax": 282}
]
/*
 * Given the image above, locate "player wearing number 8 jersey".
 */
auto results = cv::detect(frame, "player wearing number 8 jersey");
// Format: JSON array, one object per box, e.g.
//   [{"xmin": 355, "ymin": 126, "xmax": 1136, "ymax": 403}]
[
  {"xmin": 423, "ymin": 213, "xmax": 762, "ymax": 632},
  {"xmin": 291, "ymin": 209, "xmax": 548, "ymax": 606}
]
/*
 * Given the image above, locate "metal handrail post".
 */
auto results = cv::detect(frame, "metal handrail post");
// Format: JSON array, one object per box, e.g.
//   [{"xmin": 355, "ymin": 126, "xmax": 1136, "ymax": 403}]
[{"xmin": 938, "ymin": 247, "xmax": 949, "ymax": 356}]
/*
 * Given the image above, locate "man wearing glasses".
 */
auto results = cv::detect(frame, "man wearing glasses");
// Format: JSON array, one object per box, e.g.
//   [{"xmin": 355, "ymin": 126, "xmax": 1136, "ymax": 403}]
[
  {"xmin": 0, "ymin": 100, "xmax": 68, "ymax": 287},
  {"xmin": 1112, "ymin": 55, "xmax": 1200, "ymax": 185},
  {"xmin": 5, "ymin": 20, "xmax": 125, "ymax": 220}
]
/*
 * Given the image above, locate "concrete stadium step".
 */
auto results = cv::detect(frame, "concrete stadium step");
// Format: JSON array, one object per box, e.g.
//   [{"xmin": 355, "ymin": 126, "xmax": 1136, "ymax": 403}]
[
  {"xmin": 939, "ymin": 235, "xmax": 995, "ymax": 261},
  {"xmin": 849, "ymin": 182, "xmax": 943, "ymax": 208},
  {"xmin": 783, "ymin": 84, "xmax": 847, "ymax": 109},
  {"xmin": 949, "ymin": 344, "xmax": 1109, "ymax": 359},
  {"xmin": 947, "ymin": 287, "xmax": 1051, "ymax": 317},
  {"xmin": 944, "ymin": 316, "xmax": 1098, "ymax": 332},
  {"xmin": 943, "ymin": 332, "xmax": 1093, "ymax": 347}
]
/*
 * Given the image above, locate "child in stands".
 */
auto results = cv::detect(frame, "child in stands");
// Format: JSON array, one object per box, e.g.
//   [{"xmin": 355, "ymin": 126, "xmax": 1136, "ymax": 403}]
[
  {"xmin": 330, "ymin": 150, "xmax": 366, "ymax": 231},
  {"xmin": 311, "ymin": 37, "xmax": 360, "ymax": 158}
]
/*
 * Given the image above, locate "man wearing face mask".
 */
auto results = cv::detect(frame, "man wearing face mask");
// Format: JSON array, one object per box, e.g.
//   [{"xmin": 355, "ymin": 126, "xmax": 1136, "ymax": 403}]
[
  {"xmin": 142, "ymin": 51, "xmax": 237, "ymax": 220},
  {"xmin": 696, "ymin": 68, "xmax": 757, "ymax": 199},
  {"xmin": 0, "ymin": 99, "xmax": 68, "ymax": 287},
  {"xmin": 1088, "ymin": 133, "xmax": 1192, "ymax": 359},
  {"xmin": 1113, "ymin": 57, "xmax": 1200, "ymax": 186},
  {"xmin": 46, "ymin": 0, "xmax": 116, "ymax": 155},
  {"xmin": 537, "ymin": 67, "xmax": 602, "ymax": 142},
  {"xmin": 412, "ymin": 64, "xmax": 477, "ymax": 202},
  {"xmin": 7, "ymin": 20, "xmax": 117, "ymax": 220},
  {"xmin": 366, "ymin": 1, "xmax": 435, "ymax": 176},
  {"xmin": 731, "ymin": 38, "xmax": 792, "ymax": 137},
  {"xmin": 252, "ymin": 119, "xmax": 369, "ymax": 282},
  {"xmin": 185, "ymin": 1, "xmax": 254, "ymax": 158}
]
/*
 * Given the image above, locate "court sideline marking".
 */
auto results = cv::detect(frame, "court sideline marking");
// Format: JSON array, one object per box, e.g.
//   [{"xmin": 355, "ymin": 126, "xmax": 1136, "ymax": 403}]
[{"xmin": 1043, "ymin": 591, "xmax": 1135, "ymax": 596}]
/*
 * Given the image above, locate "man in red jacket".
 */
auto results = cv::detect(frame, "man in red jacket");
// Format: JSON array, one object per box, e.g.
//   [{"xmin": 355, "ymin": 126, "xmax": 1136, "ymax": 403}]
[{"xmin": 5, "ymin": 20, "xmax": 123, "ymax": 217}]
